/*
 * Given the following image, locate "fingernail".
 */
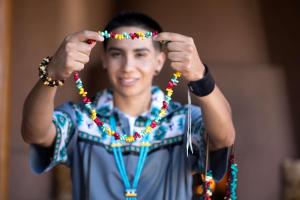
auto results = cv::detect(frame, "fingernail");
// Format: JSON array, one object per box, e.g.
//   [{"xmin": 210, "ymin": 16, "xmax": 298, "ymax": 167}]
[{"xmin": 99, "ymin": 35, "xmax": 104, "ymax": 41}]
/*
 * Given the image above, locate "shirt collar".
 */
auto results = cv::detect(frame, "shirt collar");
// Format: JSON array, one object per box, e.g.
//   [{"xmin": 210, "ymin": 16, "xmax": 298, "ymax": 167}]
[{"xmin": 94, "ymin": 86, "xmax": 165, "ymax": 120}]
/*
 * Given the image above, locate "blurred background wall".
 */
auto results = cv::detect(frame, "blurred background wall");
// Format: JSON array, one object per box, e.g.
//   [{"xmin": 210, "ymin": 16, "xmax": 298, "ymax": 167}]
[{"xmin": 0, "ymin": 0, "xmax": 299, "ymax": 199}]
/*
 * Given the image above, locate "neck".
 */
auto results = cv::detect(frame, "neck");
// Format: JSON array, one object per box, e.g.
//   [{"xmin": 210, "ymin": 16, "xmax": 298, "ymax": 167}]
[{"xmin": 113, "ymin": 90, "xmax": 152, "ymax": 117}]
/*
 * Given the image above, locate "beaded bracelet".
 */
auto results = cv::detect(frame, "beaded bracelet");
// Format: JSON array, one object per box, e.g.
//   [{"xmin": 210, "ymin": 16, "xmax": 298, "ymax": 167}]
[{"xmin": 38, "ymin": 56, "xmax": 64, "ymax": 87}]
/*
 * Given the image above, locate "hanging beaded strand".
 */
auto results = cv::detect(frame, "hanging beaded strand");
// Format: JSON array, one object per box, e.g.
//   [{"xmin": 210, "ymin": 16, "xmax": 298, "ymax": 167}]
[
  {"xmin": 73, "ymin": 31, "xmax": 180, "ymax": 144},
  {"xmin": 224, "ymin": 146, "xmax": 238, "ymax": 200},
  {"xmin": 202, "ymin": 134, "xmax": 214, "ymax": 200}
]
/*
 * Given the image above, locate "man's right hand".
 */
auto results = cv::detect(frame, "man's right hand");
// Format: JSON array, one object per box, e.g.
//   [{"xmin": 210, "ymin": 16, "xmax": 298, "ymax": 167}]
[{"xmin": 47, "ymin": 30, "xmax": 104, "ymax": 80}]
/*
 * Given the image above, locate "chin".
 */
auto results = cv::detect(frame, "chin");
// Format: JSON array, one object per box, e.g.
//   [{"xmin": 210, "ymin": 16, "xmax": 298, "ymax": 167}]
[
  {"xmin": 114, "ymin": 84, "xmax": 150, "ymax": 98},
  {"xmin": 118, "ymin": 86, "xmax": 142, "ymax": 97}
]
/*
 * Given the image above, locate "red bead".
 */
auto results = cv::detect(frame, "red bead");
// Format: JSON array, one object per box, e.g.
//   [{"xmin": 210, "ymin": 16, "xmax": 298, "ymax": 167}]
[
  {"xmin": 167, "ymin": 81, "xmax": 174, "ymax": 89},
  {"xmin": 110, "ymin": 32, "xmax": 116, "ymax": 38},
  {"xmin": 94, "ymin": 118, "xmax": 104, "ymax": 126},
  {"xmin": 130, "ymin": 33, "xmax": 135, "ymax": 39},
  {"xmin": 74, "ymin": 72, "xmax": 79, "ymax": 81},
  {"xmin": 134, "ymin": 132, "xmax": 141, "ymax": 138},
  {"xmin": 150, "ymin": 121, "xmax": 157, "ymax": 128},
  {"xmin": 114, "ymin": 132, "xmax": 120, "ymax": 140},
  {"xmin": 153, "ymin": 31, "xmax": 158, "ymax": 36},
  {"xmin": 134, "ymin": 32, "xmax": 139, "ymax": 39},
  {"xmin": 83, "ymin": 97, "xmax": 91, "ymax": 103},
  {"xmin": 162, "ymin": 101, "xmax": 168, "ymax": 109}
]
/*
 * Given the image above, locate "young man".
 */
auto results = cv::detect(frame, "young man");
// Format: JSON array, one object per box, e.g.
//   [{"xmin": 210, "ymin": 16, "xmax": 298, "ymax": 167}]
[{"xmin": 22, "ymin": 12, "xmax": 235, "ymax": 199}]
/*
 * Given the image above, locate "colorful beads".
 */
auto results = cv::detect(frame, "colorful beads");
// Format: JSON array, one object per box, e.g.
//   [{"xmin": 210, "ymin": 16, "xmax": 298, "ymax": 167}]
[
  {"xmin": 125, "ymin": 189, "xmax": 137, "ymax": 197},
  {"xmin": 90, "ymin": 109, "xmax": 97, "ymax": 120},
  {"xmin": 225, "ymin": 154, "xmax": 238, "ymax": 200},
  {"xmin": 134, "ymin": 132, "xmax": 141, "ymax": 140},
  {"xmin": 203, "ymin": 170, "xmax": 214, "ymax": 200},
  {"xmin": 113, "ymin": 132, "xmax": 120, "ymax": 140},
  {"xmin": 39, "ymin": 56, "xmax": 64, "ymax": 87},
  {"xmin": 106, "ymin": 127, "xmax": 114, "ymax": 136},
  {"xmin": 98, "ymin": 30, "xmax": 158, "ymax": 40},
  {"xmin": 79, "ymin": 88, "xmax": 87, "ymax": 97},
  {"xmin": 125, "ymin": 136, "xmax": 135, "ymax": 143},
  {"xmin": 74, "ymin": 68, "xmax": 181, "ymax": 144},
  {"xmin": 144, "ymin": 126, "xmax": 152, "ymax": 133}
]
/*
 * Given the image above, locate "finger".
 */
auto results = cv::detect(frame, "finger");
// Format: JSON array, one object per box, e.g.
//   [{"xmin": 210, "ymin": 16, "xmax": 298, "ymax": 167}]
[
  {"xmin": 68, "ymin": 61, "xmax": 85, "ymax": 71},
  {"xmin": 166, "ymin": 41, "xmax": 191, "ymax": 52},
  {"xmin": 153, "ymin": 32, "xmax": 189, "ymax": 42},
  {"xmin": 68, "ymin": 30, "xmax": 104, "ymax": 42},
  {"xmin": 170, "ymin": 61, "xmax": 185, "ymax": 71},
  {"xmin": 167, "ymin": 52, "xmax": 191, "ymax": 62},
  {"xmin": 76, "ymin": 42, "xmax": 93, "ymax": 55},
  {"xmin": 73, "ymin": 51, "xmax": 90, "ymax": 64}
]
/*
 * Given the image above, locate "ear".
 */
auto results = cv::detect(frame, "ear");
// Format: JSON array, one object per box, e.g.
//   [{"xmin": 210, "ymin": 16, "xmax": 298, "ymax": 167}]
[{"xmin": 154, "ymin": 51, "xmax": 166, "ymax": 75}]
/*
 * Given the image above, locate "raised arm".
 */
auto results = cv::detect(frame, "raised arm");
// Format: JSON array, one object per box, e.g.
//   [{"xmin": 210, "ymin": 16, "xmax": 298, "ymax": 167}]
[
  {"xmin": 154, "ymin": 32, "xmax": 235, "ymax": 151},
  {"xmin": 21, "ymin": 30, "xmax": 103, "ymax": 148}
]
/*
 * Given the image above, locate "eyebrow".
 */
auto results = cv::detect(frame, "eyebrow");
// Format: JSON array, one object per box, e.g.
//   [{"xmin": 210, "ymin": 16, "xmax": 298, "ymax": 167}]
[{"xmin": 107, "ymin": 47, "xmax": 150, "ymax": 53}]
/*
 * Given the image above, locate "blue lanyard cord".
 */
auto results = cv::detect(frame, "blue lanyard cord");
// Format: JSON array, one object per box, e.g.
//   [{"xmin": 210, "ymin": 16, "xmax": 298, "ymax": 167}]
[
  {"xmin": 112, "ymin": 147, "xmax": 131, "ymax": 188},
  {"xmin": 109, "ymin": 115, "xmax": 151, "ymax": 199},
  {"xmin": 133, "ymin": 145, "xmax": 149, "ymax": 188}
]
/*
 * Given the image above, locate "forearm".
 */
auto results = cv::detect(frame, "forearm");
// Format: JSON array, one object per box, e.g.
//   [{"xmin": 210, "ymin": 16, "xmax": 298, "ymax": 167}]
[
  {"xmin": 21, "ymin": 31, "xmax": 103, "ymax": 147},
  {"xmin": 21, "ymin": 81, "xmax": 57, "ymax": 147},
  {"xmin": 194, "ymin": 85, "xmax": 235, "ymax": 150}
]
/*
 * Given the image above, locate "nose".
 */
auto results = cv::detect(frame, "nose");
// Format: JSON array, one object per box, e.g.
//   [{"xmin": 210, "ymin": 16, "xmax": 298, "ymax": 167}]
[{"xmin": 122, "ymin": 54, "xmax": 136, "ymax": 72}]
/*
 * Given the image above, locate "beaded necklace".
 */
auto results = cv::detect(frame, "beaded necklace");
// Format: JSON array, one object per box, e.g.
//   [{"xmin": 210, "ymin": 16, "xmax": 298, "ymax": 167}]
[
  {"xmin": 73, "ymin": 30, "xmax": 238, "ymax": 199},
  {"xmin": 74, "ymin": 31, "xmax": 181, "ymax": 144},
  {"xmin": 73, "ymin": 31, "xmax": 180, "ymax": 199}
]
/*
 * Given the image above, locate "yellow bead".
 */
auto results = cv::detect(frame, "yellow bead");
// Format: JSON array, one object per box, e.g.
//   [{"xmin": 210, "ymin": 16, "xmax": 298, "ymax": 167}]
[
  {"xmin": 166, "ymin": 88, "xmax": 173, "ymax": 93},
  {"xmin": 107, "ymin": 128, "xmax": 113, "ymax": 135},
  {"xmin": 174, "ymin": 71, "xmax": 181, "ymax": 78},
  {"xmin": 167, "ymin": 91, "xmax": 173, "ymax": 96},
  {"xmin": 145, "ymin": 126, "xmax": 152, "ymax": 133},
  {"xmin": 125, "ymin": 136, "xmax": 134, "ymax": 143},
  {"xmin": 159, "ymin": 109, "xmax": 166, "ymax": 117}
]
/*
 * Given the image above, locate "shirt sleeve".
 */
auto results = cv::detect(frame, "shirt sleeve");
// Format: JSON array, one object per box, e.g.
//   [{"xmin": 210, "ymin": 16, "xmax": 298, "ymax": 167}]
[
  {"xmin": 188, "ymin": 105, "xmax": 229, "ymax": 182},
  {"xmin": 29, "ymin": 102, "xmax": 77, "ymax": 174}
]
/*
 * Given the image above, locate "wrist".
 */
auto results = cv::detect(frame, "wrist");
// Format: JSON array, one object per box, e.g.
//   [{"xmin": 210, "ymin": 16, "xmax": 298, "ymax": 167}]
[
  {"xmin": 39, "ymin": 57, "xmax": 64, "ymax": 87},
  {"xmin": 187, "ymin": 64, "xmax": 215, "ymax": 97}
]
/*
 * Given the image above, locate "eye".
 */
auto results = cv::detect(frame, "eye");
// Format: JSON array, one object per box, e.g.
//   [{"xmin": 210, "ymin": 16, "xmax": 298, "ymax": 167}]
[
  {"xmin": 110, "ymin": 51, "xmax": 122, "ymax": 58},
  {"xmin": 135, "ymin": 52, "xmax": 147, "ymax": 58}
]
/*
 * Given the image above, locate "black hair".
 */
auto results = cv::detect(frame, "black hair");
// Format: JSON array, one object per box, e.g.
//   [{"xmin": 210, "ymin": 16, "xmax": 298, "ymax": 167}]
[{"xmin": 103, "ymin": 11, "xmax": 163, "ymax": 51}]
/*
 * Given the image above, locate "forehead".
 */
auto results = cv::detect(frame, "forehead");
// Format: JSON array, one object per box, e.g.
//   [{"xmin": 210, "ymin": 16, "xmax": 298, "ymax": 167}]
[{"xmin": 106, "ymin": 26, "xmax": 156, "ymax": 51}]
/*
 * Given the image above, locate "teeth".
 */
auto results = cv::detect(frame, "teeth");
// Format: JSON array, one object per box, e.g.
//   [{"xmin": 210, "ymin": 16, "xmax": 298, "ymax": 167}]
[{"xmin": 119, "ymin": 78, "xmax": 138, "ymax": 86}]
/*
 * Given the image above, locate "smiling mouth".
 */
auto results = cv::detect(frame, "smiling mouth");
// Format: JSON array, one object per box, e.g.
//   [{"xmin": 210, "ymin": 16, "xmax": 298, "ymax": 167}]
[{"xmin": 118, "ymin": 77, "xmax": 139, "ymax": 86}]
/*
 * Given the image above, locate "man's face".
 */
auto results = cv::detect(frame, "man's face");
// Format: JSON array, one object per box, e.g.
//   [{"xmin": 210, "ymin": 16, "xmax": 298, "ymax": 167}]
[{"xmin": 102, "ymin": 26, "xmax": 165, "ymax": 98}]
